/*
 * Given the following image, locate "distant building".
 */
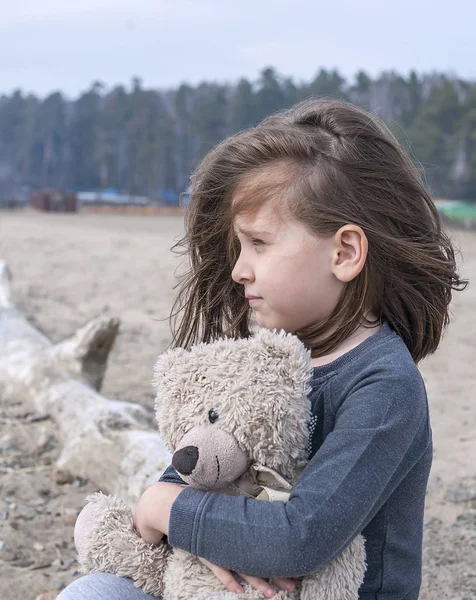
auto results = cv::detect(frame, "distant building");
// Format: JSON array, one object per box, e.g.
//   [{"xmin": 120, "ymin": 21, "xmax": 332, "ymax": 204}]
[
  {"xmin": 76, "ymin": 189, "xmax": 185, "ymax": 215},
  {"xmin": 77, "ymin": 189, "xmax": 150, "ymax": 207},
  {"xmin": 30, "ymin": 190, "xmax": 78, "ymax": 212}
]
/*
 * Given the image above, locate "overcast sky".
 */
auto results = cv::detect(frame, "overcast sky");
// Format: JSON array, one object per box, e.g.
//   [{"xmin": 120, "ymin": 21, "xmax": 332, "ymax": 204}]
[{"xmin": 2, "ymin": 0, "xmax": 475, "ymax": 98}]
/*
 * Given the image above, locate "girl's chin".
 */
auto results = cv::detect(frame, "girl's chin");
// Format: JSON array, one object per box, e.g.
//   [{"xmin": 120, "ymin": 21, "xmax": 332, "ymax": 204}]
[
  {"xmin": 248, "ymin": 298, "xmax": 264, "ymax": 306},
  {"xmin": 255, "ymin": 318, "xmax": 283, "ymax": 331}
]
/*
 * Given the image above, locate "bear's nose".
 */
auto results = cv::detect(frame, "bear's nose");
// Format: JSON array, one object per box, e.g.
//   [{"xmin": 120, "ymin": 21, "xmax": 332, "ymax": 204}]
[{"xmin": 172, "ymin": 446, "xmax": 199, "ymax": 476}]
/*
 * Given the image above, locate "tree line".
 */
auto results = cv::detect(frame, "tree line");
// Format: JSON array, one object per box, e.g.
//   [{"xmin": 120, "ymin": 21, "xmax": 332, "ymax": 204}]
[{"xmin": 1, "ymin": 68, "xmax": 475, "ymax": 202}]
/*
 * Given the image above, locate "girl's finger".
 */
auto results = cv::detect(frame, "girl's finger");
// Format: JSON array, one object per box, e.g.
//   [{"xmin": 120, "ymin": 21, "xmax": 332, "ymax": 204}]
[
  {"xmin": 199, "ymin": 557, "xmax": 244, "ymax": 594},
  {"xmin": 237, "ymin": 573, "xmax": 276, "ymax": 598},
  {"xmin": 272, "ymin": 577, "xmax": 296, "ymax": 592}
]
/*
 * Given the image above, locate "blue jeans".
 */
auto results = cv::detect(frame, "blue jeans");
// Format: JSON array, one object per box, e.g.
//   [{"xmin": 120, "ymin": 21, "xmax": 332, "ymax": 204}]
[{"xmin": 57, "ymin": 574, "xmax": 158, "ymax": 600}]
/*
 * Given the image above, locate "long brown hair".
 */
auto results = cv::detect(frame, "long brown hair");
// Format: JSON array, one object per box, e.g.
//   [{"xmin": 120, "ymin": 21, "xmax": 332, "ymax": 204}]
[{"xmin": 170, "ymin": 98, "xmax": 468, "ymax": 363}]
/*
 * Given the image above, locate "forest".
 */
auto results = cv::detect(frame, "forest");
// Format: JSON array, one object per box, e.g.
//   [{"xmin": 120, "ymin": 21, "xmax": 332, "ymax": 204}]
[{"xmin": 1, "ymin": 67, "xmax": 475, "ymax": 203}]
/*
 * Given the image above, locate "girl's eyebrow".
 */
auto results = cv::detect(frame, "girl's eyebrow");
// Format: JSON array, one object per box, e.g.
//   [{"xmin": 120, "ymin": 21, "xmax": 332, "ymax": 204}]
[{"xmin": 234, "ymin": 225, "xmax": 272, "ymax": 238}]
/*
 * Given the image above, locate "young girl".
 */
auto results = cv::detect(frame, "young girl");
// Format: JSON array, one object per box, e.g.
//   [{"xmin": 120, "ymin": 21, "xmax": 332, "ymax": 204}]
[{"xmin": 58, "ymin": 98, "xmax": 466, "ymax": 600}]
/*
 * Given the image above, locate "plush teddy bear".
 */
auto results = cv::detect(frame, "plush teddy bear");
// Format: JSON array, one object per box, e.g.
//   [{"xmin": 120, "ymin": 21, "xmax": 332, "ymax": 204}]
[{"xmin": 74, "ymin": 329, "xmax": 366, "ymax": 600}]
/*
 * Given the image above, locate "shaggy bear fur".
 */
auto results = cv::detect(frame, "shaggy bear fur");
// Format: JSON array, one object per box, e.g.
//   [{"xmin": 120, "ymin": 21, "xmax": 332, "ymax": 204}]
[{"xmin": 74, "ymin": 329, "xmax": 366, "ymax": 600}]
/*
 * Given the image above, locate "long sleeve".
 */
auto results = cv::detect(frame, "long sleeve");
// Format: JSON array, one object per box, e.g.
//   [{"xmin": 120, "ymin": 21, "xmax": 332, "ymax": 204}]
[
  {"xmin": 158, "ymin": 464, "xmax": 186, "ymax": 485},
  {"xmin": 167, "ymin": 359, "xmax": 431, "ymax": 578}
]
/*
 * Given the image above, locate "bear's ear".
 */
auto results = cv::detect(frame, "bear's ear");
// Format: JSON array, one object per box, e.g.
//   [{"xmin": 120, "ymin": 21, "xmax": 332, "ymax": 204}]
[
  {"xmin": 253, "ymin": 328, "xmax": 312, "ymax": 370},
  {"xmin": 152, "ymin": 347, "xmax": 190, "ymax": 391}
]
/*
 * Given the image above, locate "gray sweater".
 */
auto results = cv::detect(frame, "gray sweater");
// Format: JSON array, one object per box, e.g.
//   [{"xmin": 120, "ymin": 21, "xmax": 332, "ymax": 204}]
[{"xmin": 160, "ymin": 323, "xmax": 432, "ymax": 599}]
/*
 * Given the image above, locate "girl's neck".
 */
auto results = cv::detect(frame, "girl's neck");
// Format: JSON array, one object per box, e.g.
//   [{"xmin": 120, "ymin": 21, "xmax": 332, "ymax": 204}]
[{"xmin": 310, "ymin": 319, "xmax": 382, "ymax": 368}]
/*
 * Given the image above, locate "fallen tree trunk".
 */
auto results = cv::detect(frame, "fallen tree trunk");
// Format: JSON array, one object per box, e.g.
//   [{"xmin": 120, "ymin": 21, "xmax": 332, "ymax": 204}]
[{"xmin": 0, "ymin": 260, "xmax": 170, "ymax": 506}]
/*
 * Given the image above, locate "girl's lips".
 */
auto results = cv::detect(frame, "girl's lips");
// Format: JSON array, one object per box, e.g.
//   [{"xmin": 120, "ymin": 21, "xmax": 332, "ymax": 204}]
[{"xmin": 247, "ymin": 297, "xmax": 263, "ymax": 304}]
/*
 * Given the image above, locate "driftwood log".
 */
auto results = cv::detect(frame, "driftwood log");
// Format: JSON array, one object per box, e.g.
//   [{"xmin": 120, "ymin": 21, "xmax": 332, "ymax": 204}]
[{"xmin": 0, "ymin": 260, "xmax": 170, "ymax": 506}]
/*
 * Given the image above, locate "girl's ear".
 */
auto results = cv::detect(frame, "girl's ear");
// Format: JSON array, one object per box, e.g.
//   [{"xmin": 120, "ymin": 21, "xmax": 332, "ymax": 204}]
[{"xmin": 331, "ymin": 224, "xmax": 368, "ymax": 283}]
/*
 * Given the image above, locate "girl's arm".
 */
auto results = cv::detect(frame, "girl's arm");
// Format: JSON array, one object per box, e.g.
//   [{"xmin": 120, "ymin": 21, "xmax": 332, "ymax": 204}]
[
  {"xmin": 162, "ymin": 363, "xmax": 431, "ymax": 578},
  {"xmin": 134, "ymin": 482, "xmax": 296, "ymax": 597},
  {"xmin": 132, "ymin": 464, "xmax": 184, "ymax": 542},
  {"xmin": 134, "ymin": 481, "xmax": 183, "ymax": 543}
]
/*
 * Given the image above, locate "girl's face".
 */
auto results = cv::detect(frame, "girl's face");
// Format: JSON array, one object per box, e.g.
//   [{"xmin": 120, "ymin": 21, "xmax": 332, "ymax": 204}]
[{"xmin": 231, "ymin": 201, "xmax": 344, "ymax": 333}]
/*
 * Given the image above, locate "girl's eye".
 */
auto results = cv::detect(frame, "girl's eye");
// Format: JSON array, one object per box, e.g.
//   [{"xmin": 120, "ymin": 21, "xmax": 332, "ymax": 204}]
[
  {"xmin": 251, "ymin": 238, "xmax": 265, "ymax": 247},
  {"xmin": 208, "ymin": 409, "xmax": 219, "ymax": 424}
]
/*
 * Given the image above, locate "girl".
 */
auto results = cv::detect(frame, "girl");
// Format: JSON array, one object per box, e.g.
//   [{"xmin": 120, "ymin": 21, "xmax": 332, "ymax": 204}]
[{"xmin": 59, "ymin": 98, "xmax": 467, "ymax": 600}]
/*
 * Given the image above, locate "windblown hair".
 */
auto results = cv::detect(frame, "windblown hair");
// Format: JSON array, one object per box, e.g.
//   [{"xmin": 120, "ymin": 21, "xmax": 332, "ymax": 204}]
[{"xmin": 170, "ymin": 98, "xmax": 468, "ymax": 363}]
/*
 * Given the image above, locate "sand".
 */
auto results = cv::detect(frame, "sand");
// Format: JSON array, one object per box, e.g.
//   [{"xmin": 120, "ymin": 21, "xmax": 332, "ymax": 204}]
[{"xmin": 0, "ymin": 210, "xmax": 475, "ymax": 599}]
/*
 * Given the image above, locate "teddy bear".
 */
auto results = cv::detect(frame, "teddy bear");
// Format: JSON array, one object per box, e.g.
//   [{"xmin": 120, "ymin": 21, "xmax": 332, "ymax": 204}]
[{"xmin": 74, "ymin": 329, "xmax": 366, "ymax": 600}]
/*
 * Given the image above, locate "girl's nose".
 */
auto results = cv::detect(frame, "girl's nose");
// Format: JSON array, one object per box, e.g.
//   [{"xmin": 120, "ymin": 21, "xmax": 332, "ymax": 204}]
[{"xmin": 231, "ymin": 253, "xmax": 254, "ymax": 284}]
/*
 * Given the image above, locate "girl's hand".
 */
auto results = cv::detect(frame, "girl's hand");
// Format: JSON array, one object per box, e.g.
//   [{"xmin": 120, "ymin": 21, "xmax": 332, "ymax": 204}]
[
  {"xmin": 198, "ymin": 556, "xmax": 296, "ymax": 598},
  {"xmin": 133, "ymin": 481, "xmax": 185, "ymax": 543}
]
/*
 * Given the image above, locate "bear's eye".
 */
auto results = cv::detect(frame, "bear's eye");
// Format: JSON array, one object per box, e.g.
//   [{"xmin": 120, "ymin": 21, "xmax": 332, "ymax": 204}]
[{"xmin": 208, "ymin": 409, "xmax": 219, "ymax": 424}]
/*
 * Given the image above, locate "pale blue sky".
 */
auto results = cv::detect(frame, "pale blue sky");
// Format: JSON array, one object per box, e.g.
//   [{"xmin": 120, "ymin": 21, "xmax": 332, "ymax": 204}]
[{"xmin": 1, "ymin": 0, "xmax": 475, "ymax": 98}]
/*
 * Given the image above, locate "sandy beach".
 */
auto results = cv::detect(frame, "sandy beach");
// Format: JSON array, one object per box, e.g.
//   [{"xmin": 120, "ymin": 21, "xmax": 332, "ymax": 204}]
[{"xmin": 0, "ymin": 210, "xmax": 475, "ymax": 599}]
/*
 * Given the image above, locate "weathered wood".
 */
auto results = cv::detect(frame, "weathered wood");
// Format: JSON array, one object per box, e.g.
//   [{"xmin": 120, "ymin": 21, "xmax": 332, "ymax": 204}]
[{"xmin": 0, "ymin": 261, "xmax": 170, "ymax": 506}]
